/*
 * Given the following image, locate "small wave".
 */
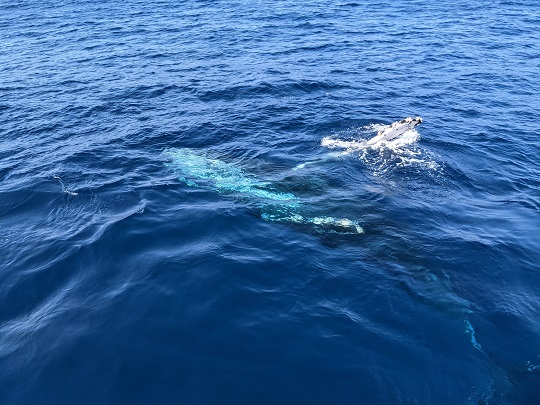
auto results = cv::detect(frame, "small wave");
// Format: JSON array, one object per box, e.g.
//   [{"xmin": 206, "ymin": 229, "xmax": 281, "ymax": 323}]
[
  {"xmin": 53, "ymin": 175, "xmax": 78, "ymax": 196},
  {"xmin": 197, "ymin": 79, "xmax": 343, "ymax": 102}
]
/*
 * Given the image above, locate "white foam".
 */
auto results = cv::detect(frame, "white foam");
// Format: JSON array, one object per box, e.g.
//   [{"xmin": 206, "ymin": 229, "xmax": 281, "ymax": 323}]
[
  {"xmin": 261, "ymin": 212, "xmax": 363, "ymax": 234},
  {"xmin": 53, "ymin": 175, "xmax": 78, "ymax": 196},
  {"xmin": 321, "ymin": 137, "xmax": 367, "ymax": 151},
  {"xmin": 321, "ymin": 128, "xmax": 420, "ymax": 152},
  {"xmin": 315, "ymin": 124, "xmax": 442, "ymax": 179}
]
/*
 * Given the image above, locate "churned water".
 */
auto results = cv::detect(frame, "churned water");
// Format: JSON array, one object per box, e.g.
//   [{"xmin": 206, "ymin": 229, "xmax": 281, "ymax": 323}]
[{"xmin": 1, "ymin": 0, "xmax": 539, "ymax": 403}]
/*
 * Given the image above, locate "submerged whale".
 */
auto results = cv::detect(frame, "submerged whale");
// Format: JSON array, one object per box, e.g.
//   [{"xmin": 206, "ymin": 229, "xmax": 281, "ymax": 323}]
[
  {"xmin": 165, "ymin": 148, "xmax": 363, "ymax": 234},
  {"xmin": 165, "ymin": 118, "xmax": 422, "ymax": 233}
]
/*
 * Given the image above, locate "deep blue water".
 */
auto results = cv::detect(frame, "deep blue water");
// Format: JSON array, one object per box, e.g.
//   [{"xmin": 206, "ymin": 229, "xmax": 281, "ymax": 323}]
[{"xmin": 1, "ymin": 0, "xmax": 540, "ymax": 403}]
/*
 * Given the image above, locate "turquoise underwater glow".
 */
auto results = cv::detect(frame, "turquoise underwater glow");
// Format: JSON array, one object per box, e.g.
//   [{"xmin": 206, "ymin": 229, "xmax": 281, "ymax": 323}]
[{"xmin": 165, "ymin": 148, "xmax": 363, "ymax": 234}]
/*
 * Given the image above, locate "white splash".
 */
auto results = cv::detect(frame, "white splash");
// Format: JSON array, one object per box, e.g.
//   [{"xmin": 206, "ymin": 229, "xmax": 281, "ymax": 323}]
[
  {"xmin": 294, "ymin": 119, "xmax": 442, "ymax": 178},
  {"xmin": 321, "ymin": 126, "xmax": 420, "ymax": 153},
  {"xmin": 53, "ymin": 175, "xmax": 78, "ymax": 196},
  {"xmin": 294, "ymin": 125, "xmax": 424, "ymax": 172}
]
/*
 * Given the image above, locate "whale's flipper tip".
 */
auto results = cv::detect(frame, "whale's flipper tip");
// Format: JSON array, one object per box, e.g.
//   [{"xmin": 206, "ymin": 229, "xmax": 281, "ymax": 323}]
[{"xmin": 368, "ymin": 116, "xmax": 423, "ymax": 145}]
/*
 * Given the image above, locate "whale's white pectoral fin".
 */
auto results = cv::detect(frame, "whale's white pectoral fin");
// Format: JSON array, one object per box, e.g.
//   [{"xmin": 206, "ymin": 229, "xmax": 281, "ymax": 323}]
[
  {"xmin": 316, "ymin": 117, "xmax": 423, "ymax": 157},
  {"xmin": 366, "ymin": 116, "xmax": 423, "ymax": 146}
]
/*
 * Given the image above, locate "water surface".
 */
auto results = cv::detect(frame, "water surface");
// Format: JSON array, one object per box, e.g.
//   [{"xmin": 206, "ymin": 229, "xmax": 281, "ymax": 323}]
[{"xmin": 1, "ymin": 0, "xmax": 539, "ymax": 403}]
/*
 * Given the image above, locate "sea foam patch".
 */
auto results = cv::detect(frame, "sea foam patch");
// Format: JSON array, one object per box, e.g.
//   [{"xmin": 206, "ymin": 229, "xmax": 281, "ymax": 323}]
[{"xmin": 309, "ymin": 119, "xmax": 442, "ymax": 179}]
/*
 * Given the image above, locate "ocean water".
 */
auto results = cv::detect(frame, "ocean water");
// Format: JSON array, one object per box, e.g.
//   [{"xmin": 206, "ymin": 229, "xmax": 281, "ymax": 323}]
[{"xmin": 1, "ymin": 0, "xmax": 539, "ymax": 403}]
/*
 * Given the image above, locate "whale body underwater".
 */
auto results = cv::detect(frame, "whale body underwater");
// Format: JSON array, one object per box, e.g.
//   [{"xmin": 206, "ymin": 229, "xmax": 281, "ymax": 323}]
[
  {"xmin": 165, "ymin": 118, "xmax": 422, "ymax": 234},
  {"xmin": 164, "ymin": 117, "xmax": 484, "ymax": 353},
  {"xmin": 164, "ymin": 148, "xmax": 364, "ymax": 234}
]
